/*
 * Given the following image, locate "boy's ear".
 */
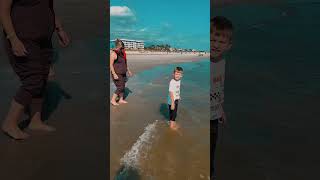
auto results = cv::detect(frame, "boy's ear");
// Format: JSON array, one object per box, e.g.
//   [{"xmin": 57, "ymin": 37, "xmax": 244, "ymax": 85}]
[{"xmin": 227, "ymin": 40, "xmax": 233, "ymax": 51}]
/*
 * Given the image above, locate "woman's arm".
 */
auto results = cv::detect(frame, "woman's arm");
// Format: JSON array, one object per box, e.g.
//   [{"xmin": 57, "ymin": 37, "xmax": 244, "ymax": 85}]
[
  {"xmin": 0, "ymin": 0, "xmax": 16, "ymax": 40},
  {"xmin": 127, "ymin": 66, "xmax": 133, "ymax": 76},
  {"xmin": 0, "ymin": 0, "xmax": 27, "ymax": 56},
  {"xmin": 110, "ymin": 51, "xmax": 117, "ymax": 76},
  {"xmin": 53, "ymin": 15, "xmax": 71, "ymax": 47}
]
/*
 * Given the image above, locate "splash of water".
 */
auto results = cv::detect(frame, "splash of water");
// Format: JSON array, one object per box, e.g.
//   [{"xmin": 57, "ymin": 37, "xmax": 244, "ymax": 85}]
[{"xmin": 120, "ymin": 120, "xmax": 159, "ymax": 169}]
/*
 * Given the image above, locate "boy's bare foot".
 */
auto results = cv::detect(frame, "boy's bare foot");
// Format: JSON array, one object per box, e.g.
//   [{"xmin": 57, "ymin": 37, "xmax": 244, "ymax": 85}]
[
  {"xmin": 2, "ymin": 126, "xmax": 29, "ymax": 140},
  {"xmin": 118, "ymin": 100, "xmax": 128, "ymax": 104},
  {"xmin": 110, "ymin": 101, "xmax": 120, "ymax": 106},
  {"xmin": 170, "ymin": 121, "xmax": 179, "ymax": 130},
  {"xmin": 28, "ymin": 121, "xmax": 56, "ymax": 132}
]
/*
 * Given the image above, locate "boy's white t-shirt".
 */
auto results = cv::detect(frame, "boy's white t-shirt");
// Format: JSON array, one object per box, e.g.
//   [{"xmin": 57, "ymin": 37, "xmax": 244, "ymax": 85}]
[
  {"xmin": 167, "ymin": 79, "xmax": 181, "ymax": 105},
  {"xmin": 211, "ymin": 59, "xmax": 226, "ymax": 120}
]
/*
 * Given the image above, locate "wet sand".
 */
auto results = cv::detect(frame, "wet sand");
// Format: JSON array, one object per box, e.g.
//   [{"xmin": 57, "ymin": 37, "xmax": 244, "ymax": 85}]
[
  {"xmin": 110, "ymin": 56, "xmax": 210, "ymax": 179},
  {"xmin": 0, "ymin": 38, "xmax": 108, "ymax": 180},
  {"xmin": 0, "ymin": 1, "xmax": 108, "ymax": 179}
]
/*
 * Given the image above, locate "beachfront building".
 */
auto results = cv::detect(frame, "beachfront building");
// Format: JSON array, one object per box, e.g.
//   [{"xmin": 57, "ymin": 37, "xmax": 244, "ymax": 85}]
[{"xmin": 110, "ymin": 39, "xmax": 144, "ymax": 50}]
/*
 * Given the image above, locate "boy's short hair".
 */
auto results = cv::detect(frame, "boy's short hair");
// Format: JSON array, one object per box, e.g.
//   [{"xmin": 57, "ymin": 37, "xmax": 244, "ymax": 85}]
[
  {"xmin": 174, "ymin": 67, "xmax": 183, "ymax": 73},
  {"xmin": 211, "ymin": 16, "xmax": 233, "ymax": 39}
]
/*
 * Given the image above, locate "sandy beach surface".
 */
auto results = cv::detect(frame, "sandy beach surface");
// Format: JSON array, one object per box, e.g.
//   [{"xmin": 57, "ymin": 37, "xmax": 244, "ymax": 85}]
[
  {"xmin": 0, "ymin": 1, "xmax": 108, "ymax": 180},
  {"xmin": 110, "ymin": 54, "xmax": 210, "ymax": 179},
  {"xmin": 0, "ymin": 37, "xmax": 208, "ymax": 180},
  {"xmin": 125, "ymin": 53, "xmax": 209, "ymax": 72},
  {"xmin": 0, "ymin": 38, "xmax": 108, "ymax": 180}
]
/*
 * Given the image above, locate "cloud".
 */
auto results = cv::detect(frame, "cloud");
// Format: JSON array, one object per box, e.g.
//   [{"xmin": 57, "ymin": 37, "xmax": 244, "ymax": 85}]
[{"xmin": 110, "ymin": 6, "xmax": 134, "ymax": 17}]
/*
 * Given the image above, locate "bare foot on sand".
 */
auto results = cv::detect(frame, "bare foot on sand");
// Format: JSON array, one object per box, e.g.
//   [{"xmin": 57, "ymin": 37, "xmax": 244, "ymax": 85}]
[
  {"xmin": 170, "ymin": 121, "xmax": 179, "ymax": 130},
  {"xmin": 2, "ymin": 126, "xmax": 30, "ymax": 140},
  {"xmin": 110, "ymin": 101, "xmax": 120, "ymax": 106},
  {"xmin": 28, "ymin": 122, "xmax": 56, "ymax": 132},
  {"xmin": 118, "ymin": 100, "xmax": 128, "ymax": 104}
]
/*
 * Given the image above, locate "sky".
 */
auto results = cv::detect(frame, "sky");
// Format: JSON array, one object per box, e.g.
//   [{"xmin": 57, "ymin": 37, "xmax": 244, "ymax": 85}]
[{"xmin": 110, "ymin": 0, "xmax": 210, "ymax": 51}]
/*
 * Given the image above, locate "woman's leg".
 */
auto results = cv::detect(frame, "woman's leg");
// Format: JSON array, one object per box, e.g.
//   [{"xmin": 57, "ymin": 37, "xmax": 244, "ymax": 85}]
[
  {"xmin": 1, "ymin": 40, "xmax": 31, "ymax": 139},
  {"xmin": 111, "ymin": 93, "xmax": 119, "ymax": 106},
  {"xmin": 1, "ymin": 100, "xmax": 29, "ymax": 139},
  {"xmin": 27, "ymin": 47, "xmax": 55, "ymax": 131},
  {"xmin": 118, "ymin": 74, "xmax": 128, "ymax": 104},
  {"xmin": 28, "ymin": 98, "xmax": 56, "ymax": 132},
  {"xmin": 111, "ymin": 75, "xmax": 121, "ymax": 106}
]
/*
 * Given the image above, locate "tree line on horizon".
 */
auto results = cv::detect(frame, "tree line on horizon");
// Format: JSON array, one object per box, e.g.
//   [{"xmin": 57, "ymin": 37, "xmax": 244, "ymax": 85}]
[{"xmin": 144, "ymin": 44, "xmax": 201, "ymax": 52}]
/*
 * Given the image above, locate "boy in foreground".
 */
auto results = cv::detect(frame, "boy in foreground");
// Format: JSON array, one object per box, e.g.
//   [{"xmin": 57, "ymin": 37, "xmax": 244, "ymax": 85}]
[
  {"xmin": 168, "ymin": 67, "xmax": 183, "ymax": 130},
  {"xmin": 211, "ymin": 16, "xmax": 233, "ymax": 179}
]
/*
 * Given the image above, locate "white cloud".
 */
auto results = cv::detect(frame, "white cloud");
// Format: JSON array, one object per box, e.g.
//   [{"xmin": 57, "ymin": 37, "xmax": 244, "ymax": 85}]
[{"xmin": 110, "ymin": 6, "xmax": 134, "ymax": 17}]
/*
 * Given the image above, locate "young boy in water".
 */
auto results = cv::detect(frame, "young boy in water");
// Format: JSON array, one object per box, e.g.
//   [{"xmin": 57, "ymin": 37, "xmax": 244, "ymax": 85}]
[
  {"xmin": 211, "ymin": 16, "xmax": 233, "ymax": 179},
  {"xmin": 168, "ymin": 67, "xmax": 183, "ymax": 130}
]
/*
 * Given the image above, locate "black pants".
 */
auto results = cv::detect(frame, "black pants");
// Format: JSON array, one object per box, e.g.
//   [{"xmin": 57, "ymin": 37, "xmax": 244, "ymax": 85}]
[
  {"xmin": 168, "ymin": 100, "xmax": 179, "ymax": 121},
  {"xmin": 5, "ymin": 38, "xmax": 52, "ymax": 115},
  {"xmin": 211, "ymin": 119, "xmax": 219, "ymax": 178},
  {"xmin": 113, "ymin": 74, "xmax": 127, "ymax": 97}
]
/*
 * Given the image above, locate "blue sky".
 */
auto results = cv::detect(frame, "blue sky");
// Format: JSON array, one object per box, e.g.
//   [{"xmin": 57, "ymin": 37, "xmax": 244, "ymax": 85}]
[{"xmin": 110, "ymin": 0, "xmax": 209, "ymax": 51}]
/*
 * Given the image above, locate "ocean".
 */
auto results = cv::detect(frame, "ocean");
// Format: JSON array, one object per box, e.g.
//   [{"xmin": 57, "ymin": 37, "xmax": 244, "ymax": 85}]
[{"xmin": 110, "ymin": 59, "xmax": 210, "ymax": 179}]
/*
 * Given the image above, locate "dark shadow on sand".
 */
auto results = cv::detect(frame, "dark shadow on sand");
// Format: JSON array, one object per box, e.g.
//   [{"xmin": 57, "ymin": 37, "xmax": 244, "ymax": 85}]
[
  {"xmin": 123, "ymin": 87, "xmax": 133, "ymax": 100},
  {"xmin": 114, "ymin": 166, "xmax": 141, "ymax": 180},
  {"xmin": 19, "ymin": 81, "xmax": 71, "ymax": 129},
  {"xmin": 159, "ymin": 103, "xmax": 169, "ymax": 122},
  {"xmin": 42, "ymin": 81, "xmax": 72, "ymax": 121}
]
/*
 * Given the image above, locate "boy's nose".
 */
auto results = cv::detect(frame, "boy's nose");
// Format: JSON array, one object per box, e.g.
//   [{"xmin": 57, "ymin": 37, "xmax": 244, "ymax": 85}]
[{"xmin": 212, "ymin": 45, "xmax": 219, "ymax": 51}]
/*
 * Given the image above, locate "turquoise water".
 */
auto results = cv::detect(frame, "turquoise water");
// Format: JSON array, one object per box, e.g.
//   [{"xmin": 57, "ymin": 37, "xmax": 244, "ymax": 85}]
[
  {"xmin": 114, "ymin": 59, "xmax": 210, "ymax": 123},
  {"xmin": 111, "ymin": 59, "xmax": 210, "ymax": 179}
]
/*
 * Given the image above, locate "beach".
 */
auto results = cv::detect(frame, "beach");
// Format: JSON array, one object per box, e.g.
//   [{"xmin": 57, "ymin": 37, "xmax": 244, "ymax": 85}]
[
  {"xmin": 0, "ymin": 1, "xmax": 108, "ymax": 179},
  {"xmin": 0, "ymin": 38, "xmax": 109, "ymax": 180},
  {"xmin": 110, "ymin": 53, "xmax": 210, "ymax": 180},
  {"xmin": 125, "ymin": 52, "xmax": 209, "ymax": 72}
]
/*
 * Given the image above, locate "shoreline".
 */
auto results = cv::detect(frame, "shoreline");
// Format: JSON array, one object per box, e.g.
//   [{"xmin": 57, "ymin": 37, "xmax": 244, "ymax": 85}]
[{"xmin": 125, "ymin": 53, "xmax": 209, "ymax": 73}]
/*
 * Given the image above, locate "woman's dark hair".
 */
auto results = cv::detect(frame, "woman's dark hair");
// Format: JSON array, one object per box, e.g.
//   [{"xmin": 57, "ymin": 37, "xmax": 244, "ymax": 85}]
[
  {"xmin": 115, "ymin": 39, "xmax": 123, "ymax": 48},
  {"xmin": 121, "ymin": 41, "xmax": 125, "ymax": 49}
]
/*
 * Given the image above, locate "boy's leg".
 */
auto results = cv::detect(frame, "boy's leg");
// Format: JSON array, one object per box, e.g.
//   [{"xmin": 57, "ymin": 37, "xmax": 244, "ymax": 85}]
[
  {"xmin": 168, "ymin": 104, "xmax": 174, "ymax": 127},
  {"xmin": 174, "ymin": 100, "xmax": 178, "ymax": 119},
  {"xmin": 169, "ymin": 100, "xmax": 178, "ymax": 130},
  {"xmin": 210, "ymin": 119, "xmax": 219, "ymax": 179},
  {"xmin": 173, "ymin": 100, "xmax": 179, "ymax": 129}
]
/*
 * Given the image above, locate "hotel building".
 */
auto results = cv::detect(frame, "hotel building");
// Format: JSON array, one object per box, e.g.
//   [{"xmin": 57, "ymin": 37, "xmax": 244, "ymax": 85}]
[{"xmin": 110, "ymin": 39, "xmax": 144, "ymax": 50}]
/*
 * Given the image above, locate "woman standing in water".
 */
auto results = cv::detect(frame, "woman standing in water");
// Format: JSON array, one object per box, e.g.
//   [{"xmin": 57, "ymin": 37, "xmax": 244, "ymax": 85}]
[
  {"xmin": 0, "ymin": 0, "xmax": 70, "ymax": 140},
  {"xmin": 110, "ymin": 39, "xmax": 133, "ymax": 106}
]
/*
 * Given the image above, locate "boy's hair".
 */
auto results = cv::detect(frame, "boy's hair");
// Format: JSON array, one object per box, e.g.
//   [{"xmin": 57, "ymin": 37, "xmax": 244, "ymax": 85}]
[
  {"xmin": 211, "ymin": 16, "xmax": 233, "ymax": 31},
  {"xmin": 174, "ymin": 67, "xmax": 183, "ymax": 73},
  {"xmin": 115, "ymin": 39, "xmax": 123, "ymax": 48},
  {"xmin": 211, "ymin": 16, "xmax": 233, "ymax": 40}
]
